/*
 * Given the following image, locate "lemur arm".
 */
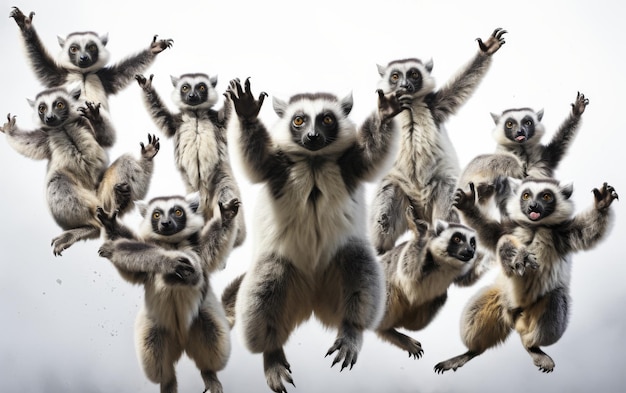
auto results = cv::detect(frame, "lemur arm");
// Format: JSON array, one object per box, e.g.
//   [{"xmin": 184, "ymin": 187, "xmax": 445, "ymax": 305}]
[
  {"xmin": 542, "ymin": 92, "xmax": 589, "ymax": 172},
  {"xmin": 453, "ymin": 183, "xmax": 507, "ymax": 252},
  {"xmin": 559, "ymin": 182, "xmax": 618, "ymax": 253},
  {"xmin": 135, "ymin": 74, "xmax": 181, "ymax": 137},
  {"xmin": 98, "ymin": 239, "xmax": 201, "ymax": 286},
  {"xmin": 429, "ymin": 28, "xmax": 506, "ymax": 124},
  {"xmin": 339, "ymin": 90, "xmax": 404, "ymax": 184},
  {"xmin": 78, "ymin": 102, "xmax": 116, "ymax": 147},
  {"xmin": 198, "ymin": 198, "xmax": 241, "ymax": 272},
  {"xmin": 1, "ymin": 115, "xmax": 50, "ymax": 160},
  {"xmin": 10, "ymin": 7, "xmax": 68, "ymax": 87},
  {"xmin": 96, "ymin": 35, "xmax": 173, "ymax": 96}
]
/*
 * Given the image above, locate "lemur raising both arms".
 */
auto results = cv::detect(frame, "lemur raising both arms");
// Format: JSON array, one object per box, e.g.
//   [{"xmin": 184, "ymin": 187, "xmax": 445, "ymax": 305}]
[
  {"xmin": 222, "ymin": 78, "xmax": 403, "ymax": 392},
  {"xmin": 457, "ymin": 92, "xmax": 590, "ymax": 221},
  {"xmin": 135, "ymin": 73, "xmax": 246, "ymax": 248},
  {"xmin": 433, "ymin": 178, "xmax": 618, "ymax": 374},
  {"xmin": 1, "ymin": 87, "xmax": 159, "ymax": 255},
  {"xmin": 10, "ymin": 6, "xmax": 173, "ymax": 146},
  {"xmin": 376, "ymin": 206, "xmax": 481, "ymax": 359},
  {"xmin": 370, "ymin": 27, "xmax": 507, "ymax": 255},
  {"xmin": 97, "ymin": 193, "xmax": 240, "ymax": 393}
]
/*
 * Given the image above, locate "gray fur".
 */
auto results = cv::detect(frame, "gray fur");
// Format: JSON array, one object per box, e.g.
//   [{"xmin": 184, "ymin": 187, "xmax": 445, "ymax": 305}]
[
  {"xmin": 1, "ymin": 87, "xmax": 158, "ymax": 255},
  {"xmin": 370, "ymin": 27, "xmax": 507, "ymax": 255},
  {"xmin": 97, "ymin": 194, "xmax": 240, "ymax": 393},
  {"xmin": 136, "ymin": 73, "xmax": 246, "ymax": 249},
  {"xmin": 224, "ymin": 78, "xmax": 400, "ymax": 392},
  {"xmin": 376, "ymin": 208, "xmax": 483, "ymax": 359},
  {"xmin": 435, "ymin": 179, "xmax": 618, "ymax": 373}
]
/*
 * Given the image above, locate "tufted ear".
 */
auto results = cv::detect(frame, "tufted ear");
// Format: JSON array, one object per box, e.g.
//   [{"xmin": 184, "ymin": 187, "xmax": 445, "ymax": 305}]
[
  {"xmin": 340, "ymin": 92, "xmax": 353, "ymax": 117},
  {"xmin": 560, "ymin": 182, "xmax": 574, "ymax": 200},
  {"xmin": 170, "ymin": 75, "xmax": 179, "ymax": 87},
  {"xmin": 424, "ymin": 58, "xmax": 434, "ymax": 73},
  {"xmin": 434, "ymin": 219, "xmax": 448, "ymax": 236},
  {"xmin": 136, "ymin": 200, "xmax": 149, "ymax": 217},
  {"xmin": 99, "ymin": 33, "xmax": 109, "ymax": 46},
  {"xmin": 272, "ymin": 96, "xmax": 288, "ymax": 118},
  {"xmin": 185, "ymin": 192, "xmax": 201, "ymax": 213},
  {"xmin": 57, "ymin": 35, "xmax": 65, "ymax": 47},
  {"xmin": 536, "ymin": 109, "xmax": 544, "ymax": 122},
  {"xmin": 377, "ymin": 63, "xmax": 387, "ymax": 77},
  {"xmin": 209, "ymin": 75, "xmax": 218, "ymax": 88},
  {"xmin": 69, "ymin": 86, "xmax": 82, "ymax": 102},
  {"xmin": 490, "ymin": 112, "xmax": 500, "ymax": 124}
]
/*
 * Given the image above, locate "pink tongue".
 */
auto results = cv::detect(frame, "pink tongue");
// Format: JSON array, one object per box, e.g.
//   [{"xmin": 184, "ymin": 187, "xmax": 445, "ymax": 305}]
[
  {"xmin": 529, "ymin": 212, "xmax": 541, "ymax": 220},
  {"xmin": 516, "ymin": 136, "xmax": 526, "ymax": 141}
]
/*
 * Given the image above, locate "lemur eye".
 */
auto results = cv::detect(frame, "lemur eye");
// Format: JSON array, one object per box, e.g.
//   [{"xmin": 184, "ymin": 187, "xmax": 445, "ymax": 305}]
[
  {"xmin": 410, "ymin": 71, "xmax": 419, "ymax": 79},
  {"xmin": 525, "ymin": 120, "xmax": 533, "ymax": 126},
  {"xmin": 152, "ymin": 211, "xmax": 161, "ymax": 220},
  {"xmin": 453, "ymin": 236, "xmax": 461, "ymax": 244},
  {"xmin": 174, "ymin": 209, "xmax": 183, "ymax": 217},
  {"xmin": 522, "ymin": 192, "xmax": 531, "ymax": 201},
  {"xmin": 542, "ymin": 193, "xmax": 553, "ymax": 201},
  {"xmin": 87, "ymin": 44, "xmax": 97, "ymax": 52},
  {"xmin": 38, "ymin": 104, "xmax": 46, "ymax": 114},
  {"xmin": 322, "ymin": 115, "xmax": 334, "ymax": 125},
  {"xmin": 69, "ymin": 45, "xmax": 79, "ymax": 53},
  {"xmin": 293, "ymin": 116, "xmax": 305, "ymax": 127},
  {"xmin": 181, "ymin": 85, "xmax": 190, "ymax": 93},
  {"xmin": 56, "ymin": 101, "xmax": 65, "ymax": 110},
  {"xmin": 506, "ymin": 121, "xmax": 514, "ymax": 128},
  {"xmin": 198, "ymin": 84, "xmax": 206, "ymax": 92},
  {"xmin": 390, "ymin": 73, "xmax": 399, "ymax": 82}
]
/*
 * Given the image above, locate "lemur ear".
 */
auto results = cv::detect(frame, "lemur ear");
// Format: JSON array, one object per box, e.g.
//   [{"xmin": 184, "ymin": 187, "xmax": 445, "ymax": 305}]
[
  {"xmin": 209, "ymin": 75, "xmax": 218, "ymax": 88},
  {"xmin": 185, "ymin": 192, "xmax": 201, "ymax": 213},
  {"xmin": 424, "ymin": 58, "xmax": 434, "ymax": 73},
  {"xmin": 490, "ymin": 112, "xmax": 500, "ymax": 124},
  {"xmin": 376, "ymin": 64, "xmax": 387, "ymax": 77},
  {"xmin": 170, "ymin": 75, "xmax": 179, "ymax": 87},
  {"xmin": 340, "ymin": 92, "xmax": 353, "ymax": 117},
  {"xmin": 536, "ymin": 109, "xmax": 544, "ymax": 122},
  {"xmin": 560, "ymin": 182, "xmax": 574, "ymax": 200},
  {"xmin": 99, "ymin": 33, "xmax": 109, "ymax": 46},
  {"xmin": 434, "ymin": 219, "xmax": 448, "ymax": 236},
  {"xmin": 136, "ymin": 200, "xmax": 149, "ymax": 217},
  {"xmin": 273, "ymin": 97, "xmax": 288, "ymax": 118}
]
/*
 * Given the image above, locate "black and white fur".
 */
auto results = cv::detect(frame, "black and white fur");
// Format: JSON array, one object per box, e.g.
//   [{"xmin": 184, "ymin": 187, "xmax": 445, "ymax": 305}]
[
  {"xmin": 222, "ymin": 78, "xmax": 401, "ymax": 392},
  {"xmin": 370, "ymin": 27, "xmax": 507, "ymax": 254},
  {"xmin": 376, "ymin": 206, "xmax": 481, "ymax": 359},
  {"xmin": 1, "ymin": 87, "xmax": 158, "ymax": 255},
  {"xmin": 434, "ymin": 179, "xmax": 618, "ymax": 374},
  {"xmin": 10, "ymin": 6, "xmax": 173, "ymax": 145},
  {"xmin": 97, "ymin": 193, "xmax": 239, "ymax": 393},
  {"xmin": 135, "ymin": 73, "xmax": 245, "ymax": 248}
]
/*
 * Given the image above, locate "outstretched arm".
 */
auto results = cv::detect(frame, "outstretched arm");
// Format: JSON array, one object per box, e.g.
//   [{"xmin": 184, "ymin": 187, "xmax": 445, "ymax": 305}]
[
  {"xmin": 79, "ymin": 102, "xmax": 116, "ymax": 147},
  {"xmin": 542, "ymin": 92, "xmax": 589, "ymax": 172},
  {"xmin": 339, "ymin": 89, "xmax": 405, "ymax": 185},
  {"xmin": 454, "ymin": 182, "xmax": 507, "ymax": 251},
  {"xmin": 135, "ymin": 74, "xmax": 181, "ymax": 137},
  {"xmin": 559, "ymin": 182, "xmax": 618, "ymax": 253},
  {"xmin": 1, "ymin": 114, "xmax": 50, "ymax": 160},
  {"xmin": 430, "ymin": 28, "xmax": 506, "ymax": 124},
  {"xmin": 10, "ymin": 7, "xmax": 68, "ymax": 87},
  {"xmin": 97, "ymin": 35, "xmax": 173, "ymax": 96},
  {"xmin": 198, "ymin": 198, "xmax": 241, "ymax": 272}
]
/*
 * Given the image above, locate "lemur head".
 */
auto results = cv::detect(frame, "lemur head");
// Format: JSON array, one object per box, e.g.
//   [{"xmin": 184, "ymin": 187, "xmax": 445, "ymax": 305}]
[
  {"xmin": 136, "ymin": 193, "xmax": 205, "ymax": 243},
  {"xmin": 431, "ymin": 220, "xmax": 477, "ymax": 264},
  {"xmin": 56, "ymin": 32, "xmax": 110, "ymax": 72},
  {"xmin": 506, "ymin": 178, "xmax": 574, "ymax": 225},
  {"xmin": 491, "ymin": 108, "xmax": 546, "ymax": 147},
  {"xmin": 376, "ymin": 58, "xmax": 436, "ymax": 98},
  {"xmin": 272, "ymin": 92, "xmax": 357, "ymax": 155},
  {"xmin": 27, "ymin": 87, "xmax": 82, "ymax": 128},
  {"xmin": 170, "ymin": 73, "xmax": 219, "ymax": 109}
]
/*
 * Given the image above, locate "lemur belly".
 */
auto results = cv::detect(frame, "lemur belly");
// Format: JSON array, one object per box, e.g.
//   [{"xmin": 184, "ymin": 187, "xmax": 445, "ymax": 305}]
[{"xmin": 175, "ymin": 116, "xmax": 220, "ymax": 191}]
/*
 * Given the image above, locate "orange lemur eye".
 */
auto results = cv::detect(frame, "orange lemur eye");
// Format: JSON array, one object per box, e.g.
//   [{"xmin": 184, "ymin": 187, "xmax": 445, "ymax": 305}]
[
  {"xmin": 322, "ymin": 115, "xmax": 334, "ymax": 125},
  {"xmin": 453, "ymin": 236, "xmax": 461, "ymax": 244},
  {"xmin": 56, "ymin": 102, "xmax": 65, "ymax": 110},
  {"xmin": 174, "ymin": 209, "xmax": 183, "ymax": 217},
  {"xmin": 38, "ymin": 104, "xmax": 47, "ymax": 114},
  {"xmin": 522, "ymin": 192, "xmax": 531, "ymax": 201},
  {"xmin": 69, "ymin": 45, "xmax": 79, "ymax": 53},
  {"xmin": 87, "ymin": 44, "xmax": 97, "ymax": 52},
  {"xmin": 390, "ymin": 73, "xmax": 399, "ymax": 82},
  {"xmin": 506, "ymin": 121, "xmax": 514, "ymax": 128},
  {"xmin": 198, "ymin": 84, "xmax": 207, "ymax": 92},
  {"xmin": 542, "ymin": 193, "xmax": 553, "ymax": 201},
  {"xmin": 152, "ymin": 211, "xmax": 161, "ymax": 220},
  {"xmin": 181, "ymin": 85, "xmax": 190, "ymax": 93},
  {"xmin": 525, "ymin": 120, "xmax": 533, "ymax": 126},
  {"xmin": 293, "ymin": 116, "xmax": 305, "ymax": 127}
]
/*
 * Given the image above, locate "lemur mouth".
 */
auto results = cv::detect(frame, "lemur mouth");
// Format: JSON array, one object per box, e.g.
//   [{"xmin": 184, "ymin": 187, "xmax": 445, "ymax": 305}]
[
  {"xmin": 515, "ymin": 135, "xmax": 526, "ymax": 142},
  {"xmin": 528, "ymin": 211, "xmax": 541, "ymax": 221}
]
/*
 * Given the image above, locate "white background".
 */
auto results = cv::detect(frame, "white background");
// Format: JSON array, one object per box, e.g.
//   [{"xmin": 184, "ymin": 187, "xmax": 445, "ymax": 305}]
[{"xmin": 0, "ymin": 0, "xmax": 624, "ymax": 392}]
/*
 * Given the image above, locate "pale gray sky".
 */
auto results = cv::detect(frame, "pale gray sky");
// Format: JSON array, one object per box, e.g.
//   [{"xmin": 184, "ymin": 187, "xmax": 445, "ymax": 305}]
[{"xmin": 1, "ymin": 0, "xmax": 625, "ymax": 392}]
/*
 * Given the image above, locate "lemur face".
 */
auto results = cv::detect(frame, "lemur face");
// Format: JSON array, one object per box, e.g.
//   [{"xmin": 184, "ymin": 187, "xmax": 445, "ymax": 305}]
[
  {"xmin": 492, "ymin": 108, "xmax": 545, "ymax": 147},
  {"xmin": 138, "ymin": 194, "xmax": 205, "ymax": 243},
  {"xmin": 57, "ymin": 32, "xmax": 110, "ymax": 72},
  {"xmin": 29, "ymin": 87, "xmax": 81, "ymax": 128},
  {"xmin": 171, "ymin": 74, "xmax": 219, "ymax": 109},
  {"xmin": 377, "ymin": 58, "xmax": 436, "ymax": 97},
  {"xmin": 507, "ymin": 179, "xmax": 574, "ymax": 225}
]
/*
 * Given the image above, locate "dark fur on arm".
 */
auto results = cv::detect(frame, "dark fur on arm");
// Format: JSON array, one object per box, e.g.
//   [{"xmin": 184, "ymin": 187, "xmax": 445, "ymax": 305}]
[
  {"xmin": 1, "ymin": 116, "xmax": 51, "ymax": 160},
  {"xmin": 197, "ymin": 199, "xmax": 240, "ymax": 271},
  {"xmin": 135, "ymin": 74, "xmax": 181, "ymax": 137}
]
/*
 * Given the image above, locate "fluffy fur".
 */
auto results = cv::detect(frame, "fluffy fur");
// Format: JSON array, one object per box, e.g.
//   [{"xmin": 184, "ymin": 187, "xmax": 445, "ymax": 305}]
[
  {"xmin": 1, "ymin": 87, "xmax": 158, "ymax": 255},
  {"xmin": 376, "ymin": 207, "xmax": 483, "ymax": 358},
  {"xmin": 97, "ymin": 193, "xmax": 240, "ymax": 393},
  {"xmin": 10, "ymin": 6, "xmax": 173, "ymax": 145},
  {"xmin": 370, "ymin": 27, "xmax": 507, "ymax": 254},
  {"xmin": 222, "ymin": 78, "xmax": 401, "ymax": 392},
  {"xmin": 434, "ymin": 178, "xmax": 618, "ymax": 373},
  {"xmin": 136, "ymin": 73, "xmax": 246, "ymax": 248}
]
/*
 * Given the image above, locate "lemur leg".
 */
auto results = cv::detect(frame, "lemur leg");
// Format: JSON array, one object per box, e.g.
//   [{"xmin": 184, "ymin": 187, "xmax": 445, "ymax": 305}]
[
  {"xmin": 434, "ymin": 286, "xmax": 511, "ymax": 373},
  {"xmin": 377, "ymin": 328, "xmax": 423, "ymax": 359},
  {"xmin": 186, "ymin": 292, "xmax": 230, "ymax": 393},
  {"xmin": 316, "ymin": 238, "xmax": 385, "ymax": 370},
  {"xmin": 516, "ymin": 287, "xmax": 570, "ymax": 373},
  {"xmin": 370, "ymin": 179, "xmax": 410, "ymax": 254},
  {"xmin": 221, "ymin": 273, "xmax": 245, "ymax": 328},
  {"xmin": 51, "ymin": 226, "xmax": 100, "ymax": 256},
  {"xmin": 236, "ymin": 253, "xmax": 313, "ymax": 392},
  {"xmin": 135, "ymin": 309, "xmax": 183, "ymax": 393}
]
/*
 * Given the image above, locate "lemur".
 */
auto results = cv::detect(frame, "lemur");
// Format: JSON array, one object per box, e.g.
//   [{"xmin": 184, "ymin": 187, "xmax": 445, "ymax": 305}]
[
  {"xmin": 1, "ymin": 87, "xmax": 158, "ymax": 255},
  {"xmin": 369, "ymin": 27, "xmax": 507, "ymax": 255},
  {"xmin": 97, "ymin": 193, "xmax": 239, "ymax": 393},
  {"xmin": 457, "ymin": 92, "xmax": 590, "ymax": 220},
  {"xmin": 376, "ymin": 206, "xmax": 480, "ymax": 359},
  {"xmin": 222, "ymin": 78, "xmax": 403, "ymax": 393},
  {"xmin": 135, "ymin": 73, "xmax": 246, "ymax": 249},
  {"xmin": 434, "ymin": 178, "xmax": 618, "ymax": 374},
  {"xmin": 10, "ymin": 6, "xmax": 173, "ymax": 146}
]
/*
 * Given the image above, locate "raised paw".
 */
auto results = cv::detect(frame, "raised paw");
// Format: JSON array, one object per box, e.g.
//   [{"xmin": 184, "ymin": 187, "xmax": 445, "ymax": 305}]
[
  {"xmin": 225, "ymin": 77, "xmax": 267, "ymax": 121},
  {"xmin": 571, "ymin": 91, "xmax": 589, "ymax": 117},
  {"xmin": 376, "ymin": 89, "xmax": 404, "ymax": 123},
  {"xmin": 499, "ymin": 241, "xmax": 535, "ymax": 276},
  {"xmin": 97, "ymin": 206, "xmax": 121, "ymax": 238},
  {"xmin": 150, "ymin": 35, "xmax": 174, "ymax": 54},
  {"xmin": 172, "ymin": 257, "xmax": 196, "ymax": 281},
  {"xmin": 10, "ymin": 7, "xmax": 34, "ymax": 31},
  {"xmin": 477, "ymin": 27, "xmax": 507, "ymax": 55},
  {"xmin": 405, "ymin": 206, "xmax": 428, "ymax": 237},
  {"xmin": 1, "ymin": 114, "xmax": 17, "ymax": 134},
  {"xmin": 140, "ymin": 133, "xmax": 160, "ymax": 160},
  {"xmin": 325, "ymin": 333, "xmax": 361, "ymax": 371},
  {"xmin": 453, "ymin": 183, "xmax": 477, "ymax": 212},
  {"xmin": 79, "ymin": 102, "xmax": 102, "ymax": 124},
  {"xmin": 135, "ymin": 74, "xmax": 154, "ymax": 90},
  {"xmin": 593, "ymin": 182, "xmax": 619, "ymax": 211},
  {"xmin": 219, "ymin": 198, "xmax": 241, "ymax": 223}
]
